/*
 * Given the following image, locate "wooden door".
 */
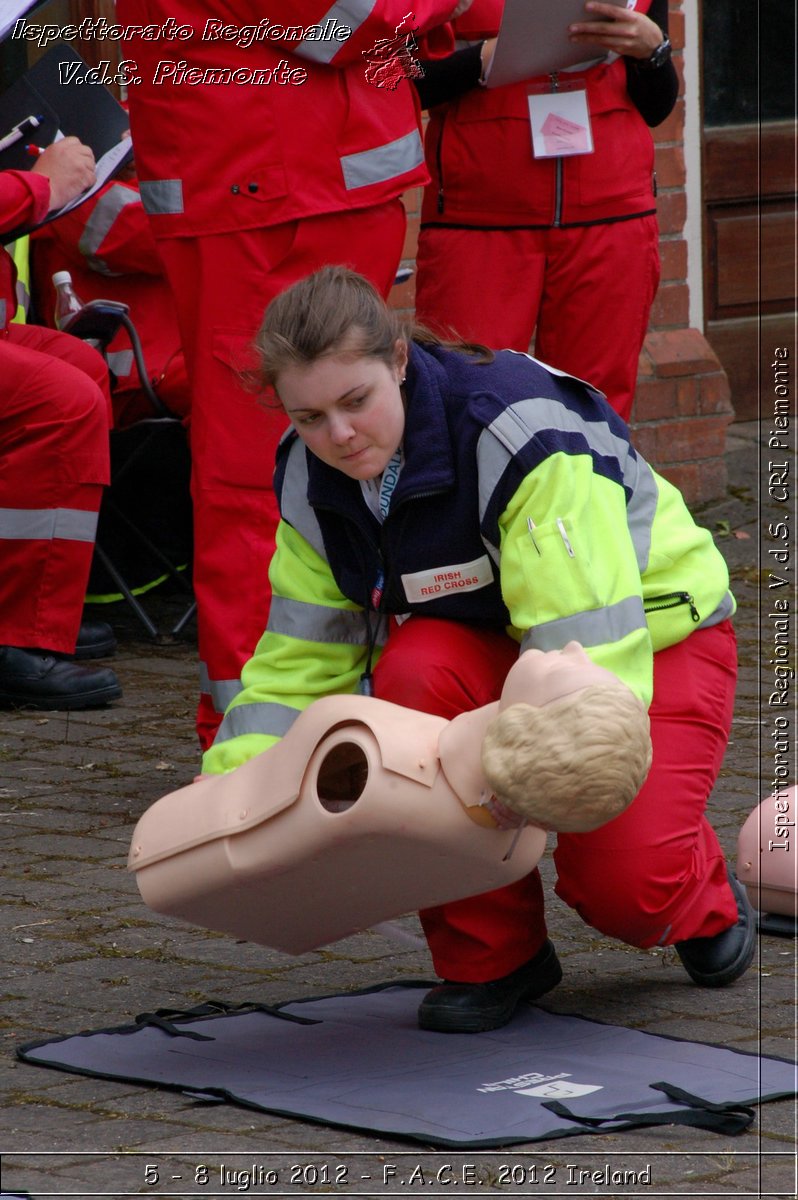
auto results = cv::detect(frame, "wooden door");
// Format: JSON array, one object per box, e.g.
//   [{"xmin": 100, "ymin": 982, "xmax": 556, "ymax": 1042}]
[{"xmin": 702, "ymin": 1, "xmax": 796, "ymax": 420}]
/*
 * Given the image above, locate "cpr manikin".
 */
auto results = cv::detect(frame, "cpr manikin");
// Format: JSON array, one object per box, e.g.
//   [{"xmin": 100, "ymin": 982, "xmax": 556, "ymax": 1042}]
[{"xmin": 129, "ymin": 642, "xmax": 651, "ymax": 954}]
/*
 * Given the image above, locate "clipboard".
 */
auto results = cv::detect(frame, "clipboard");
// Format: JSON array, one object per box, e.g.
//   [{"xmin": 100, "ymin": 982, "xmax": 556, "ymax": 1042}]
[
  {"xmin": 0, "ymin": 0, "xmax": 49, "ymax": 44},
  {"xmin": 486, "ymin": 0, "xmax": 632, "ymax": 88},
  {"xmin": 0, "ymin": 44, "xmax": 132, "ymax": 239}
]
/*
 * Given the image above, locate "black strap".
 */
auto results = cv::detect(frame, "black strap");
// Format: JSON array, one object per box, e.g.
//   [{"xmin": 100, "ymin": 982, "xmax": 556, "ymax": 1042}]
[
  {"xmin": 131, "ymin": 999, "xmax": 320, "ymax": 1040},
  {"xmin": 543, "ymin": 1080, "xmax": 756, "ymax": 1137}
]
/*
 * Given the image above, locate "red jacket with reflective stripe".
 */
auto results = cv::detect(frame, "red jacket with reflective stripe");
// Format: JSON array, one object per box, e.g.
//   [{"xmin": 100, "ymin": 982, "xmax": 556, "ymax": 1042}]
[
  {"xmin": 421, "ymin": 0, "xmax": 658, "ymax": 229},
  {"xmin": 117, "ymin": 0, "xmax": 458, "ymax": 237},
  {"xmin": 30, "ymin": 178, "xmax": 187, "ymax": 421}
]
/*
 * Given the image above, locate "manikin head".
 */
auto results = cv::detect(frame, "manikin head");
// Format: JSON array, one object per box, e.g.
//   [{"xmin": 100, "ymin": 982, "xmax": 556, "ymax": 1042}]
[{"xmin": 479, "ymin": 643, "xmax": 652, "ymax": 833}]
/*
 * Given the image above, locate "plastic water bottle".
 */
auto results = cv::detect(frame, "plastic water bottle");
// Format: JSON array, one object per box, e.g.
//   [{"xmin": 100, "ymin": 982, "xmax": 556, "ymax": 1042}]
[{"xmin": 52, "ymin": 270, "xmax": 84, "ymax": 329}]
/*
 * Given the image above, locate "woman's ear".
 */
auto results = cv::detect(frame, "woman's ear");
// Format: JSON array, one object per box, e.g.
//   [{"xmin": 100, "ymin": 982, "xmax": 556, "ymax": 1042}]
[{"xmin": 393, "ymin": 338, "xmax": 409, "ymax": 380}]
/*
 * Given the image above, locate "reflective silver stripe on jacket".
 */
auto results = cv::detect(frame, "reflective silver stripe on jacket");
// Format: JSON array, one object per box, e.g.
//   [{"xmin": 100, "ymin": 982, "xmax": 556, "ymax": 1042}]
[
  {"xmin": 214, "ymin": 700, "xmax": 299, "ymax": 744},
  {"xmin": 0, "ymin": 507, "xmax": 98, "ymax": 543},
  {"xmin": 476, "ymin": 396, "xmax": 659, "ymax": 573},
  {"xmin": 106, "ymin": 350, "xmax": 134, "ymax": 378},
  {"xmin": 341, "ymin": 129, "xmax": 423, "ymax": 190},
  {"xmin": 295, "ymin": 0, "xmax": 371, "ymax": 63},
  {"xmin": 79, "ymin": 184, "xmax": 140, "ymax": 273},
  {"xmin": 278, "ymin": 439, "xmax": 327, "ymax": 560},
  {"xmin": 697, "ymin": 590, "xmax": 736, "ymax": 631},
  {"xmin": 520, "ymin": 595, "xmax": 647, "ymax": 653},
  {"xmin": 199, "ymin": 662, "xmax": 242, "ymax": 714},
  {"xmin": 139, "ymin": 179, "xmax": 184, "ymax": 216},
  {"xmin": 268, "ymin": 595, "xmax": 375, "ymax": 645}
]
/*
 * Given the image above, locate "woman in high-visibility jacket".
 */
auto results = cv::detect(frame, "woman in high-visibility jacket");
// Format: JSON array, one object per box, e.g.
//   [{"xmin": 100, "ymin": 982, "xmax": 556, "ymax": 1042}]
[{"xmin": 202, "ymin": 266, "xmax": 754, "ymax": 1034}]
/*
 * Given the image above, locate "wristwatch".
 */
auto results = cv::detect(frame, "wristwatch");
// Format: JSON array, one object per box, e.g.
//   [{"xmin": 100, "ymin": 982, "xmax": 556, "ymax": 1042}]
[{"xmin": 636, "ymin": 33, "xmax": 672, "ymax": 71}]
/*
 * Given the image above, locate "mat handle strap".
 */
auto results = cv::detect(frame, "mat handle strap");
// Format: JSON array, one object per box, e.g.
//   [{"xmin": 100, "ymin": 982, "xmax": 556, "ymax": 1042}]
[
  {"xmin": 650, "ymin": 1081, "xmax": 757, "ymax": 1134},
  {"xmin": 543, "ymin": 1081, "xmax": 756, "ymax": 1136},
  {"xmin": 132, "ymin": 1012, "xmax": 216, "ymax": 1041}
]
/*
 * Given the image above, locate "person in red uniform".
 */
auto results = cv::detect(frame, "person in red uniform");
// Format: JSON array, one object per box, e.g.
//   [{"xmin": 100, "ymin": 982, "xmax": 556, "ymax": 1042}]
[
  {"xmin": 118, "ymin": 0, "xmax": 467, "ymax": 750},
  {"xmin": 31, "ymin": 161, "xmax": 189, "ymax": 429},
  {"xmin": 414, "ymin": 0, "xmax": 678, "ymax": 421},
  {"xmin": 0, "ymin": 141, "xmax": 121, "ymax": 709}
]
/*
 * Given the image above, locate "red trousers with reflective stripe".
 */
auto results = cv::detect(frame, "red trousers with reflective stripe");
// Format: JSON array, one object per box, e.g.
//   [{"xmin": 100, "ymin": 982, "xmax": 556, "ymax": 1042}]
[
  {"xmin": 0, "ymin": 325, "xmax": 111, "ymax": 653},
  {"xmin": 414, "ymin": 217, "xmax": 660, "ymax": 422},
  {"xmin": 155, "ymin": 201, "xmax": 407, "ymax": 750},
  {"xmin": 372, "ymin": 616, "xmax": 738, "ymax": 982}
]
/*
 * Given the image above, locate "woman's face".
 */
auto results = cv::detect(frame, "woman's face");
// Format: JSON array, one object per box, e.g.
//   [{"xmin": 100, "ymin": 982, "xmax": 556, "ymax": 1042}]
[{"xmin": 277, "ymin": 335, "xmax": 407, "ymax": 481}]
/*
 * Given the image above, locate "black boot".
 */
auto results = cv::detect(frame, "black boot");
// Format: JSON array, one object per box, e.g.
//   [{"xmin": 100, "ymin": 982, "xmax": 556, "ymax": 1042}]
[
  {"xmin": 0, "ymin": 646, "xmax": 122, "ymax": 711},
  {"xmin": 675, "ymin": 869, "xmax": 756, "ymax": 987},
  {"xmin": 418, "ymin": 939, "xmax": 562, "ymax": 1033},
  {"xmin": 72, "ymin": 619, "xmax": 117, "ymax": 660}
]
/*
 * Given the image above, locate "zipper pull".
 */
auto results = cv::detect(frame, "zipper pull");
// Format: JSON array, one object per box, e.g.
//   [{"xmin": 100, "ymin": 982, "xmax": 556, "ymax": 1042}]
[{"xmin": 686, "ymin": 593, "xmax": 700, "ymax": 622}]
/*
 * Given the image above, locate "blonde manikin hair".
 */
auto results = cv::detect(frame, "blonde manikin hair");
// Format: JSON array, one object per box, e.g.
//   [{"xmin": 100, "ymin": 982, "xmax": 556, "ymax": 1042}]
[{"xmin": 480, "ymin": 683, "xmax": 653, "ymax": 833}]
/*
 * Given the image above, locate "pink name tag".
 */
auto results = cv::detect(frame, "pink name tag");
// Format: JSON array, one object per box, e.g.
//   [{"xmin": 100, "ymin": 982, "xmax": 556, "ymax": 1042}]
[{"xmin": 528, "ymin": 89, "xmax": 594, "ymax": 158}]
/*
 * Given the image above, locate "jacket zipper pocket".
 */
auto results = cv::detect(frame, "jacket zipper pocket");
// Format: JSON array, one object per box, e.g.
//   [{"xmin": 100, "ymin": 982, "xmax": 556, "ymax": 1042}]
[{"xmin": 644, "ymin": 591, "xmax": 700, "ymax": 622}]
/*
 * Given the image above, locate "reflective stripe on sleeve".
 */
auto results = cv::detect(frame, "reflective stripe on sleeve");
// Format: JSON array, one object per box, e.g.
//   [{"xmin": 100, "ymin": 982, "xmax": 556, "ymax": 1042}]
[
  {"xmin": 477, "ymin": 398, "xmax": 659, "ymax": 572},
  {"xmin": 278, "ymin": 443, "xmax": 328, "ymax": 560},
  {"xmin": 213, "ymin": 700, "xmax": 299, "ymax": 744},
  {"xmin": 520, "ymin": 595, "xmax": 647, "ymax": 653},
  {"xmin": 139, "ymin": 179, "xmax": 184, "ymax": 216},
  {"xmin": 0, "ymin": 507, "xmax": 98, "ymax": 543},
  {"xmin": 341, "ymin": 129, "xmax": 423, "ymax": 190},
  {"xmin": 106, "ymin": 350, "xmax": 134, "ymax": 378},
  {"xmin": 267, "ymin": 595, "xmax": 374, "ymax": 645},
  {"xmin": 295, "ymin": 0, "xmax": 373, "ymax": 63},
  {"xmin": 78, "ymin": 184, "xmax": 140, "ymax": 272}
]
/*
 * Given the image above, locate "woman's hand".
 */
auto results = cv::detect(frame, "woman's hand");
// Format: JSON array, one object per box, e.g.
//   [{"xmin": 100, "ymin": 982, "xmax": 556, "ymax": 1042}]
[
  {"xmin": 31, "ymin": 136, "xmax": 96, "ymax": 212},
  {"xmin": 568, "ymin": 2, "xmax": 665, "ymax": 60}
]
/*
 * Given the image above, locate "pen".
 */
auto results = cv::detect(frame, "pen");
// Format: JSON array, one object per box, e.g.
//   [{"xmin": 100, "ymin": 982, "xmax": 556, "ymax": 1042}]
[
  {"xmin": 526, "ymin": 516, "xmax": 541, "ymax": 555},
  {"xmin": 556, "ymin": 517, "xmax": 575, "ymax": 557},
  {"xmin": 25, "ymin": 143, "xmax": 45, "ymax": 157},
  {"xmin": 0, "ymin": 114, "xmax": 43, "ymax": 154}
]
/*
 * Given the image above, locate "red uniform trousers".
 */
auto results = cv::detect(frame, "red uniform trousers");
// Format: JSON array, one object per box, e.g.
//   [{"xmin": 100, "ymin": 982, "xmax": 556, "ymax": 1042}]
[
  {"xmin": 154, "ymin": 200, "xmax": 407, "ymax": 750},
  {"xmin": 0, "ymin": 325, "xmax": 111, "ymax": 653},
  {"xmin": 372, "ymin": 616, "xmax": 739, "ymax": 982},
  {"xmin": 414, "ymin": 216, "xmax": 661, "ymax": 422}
]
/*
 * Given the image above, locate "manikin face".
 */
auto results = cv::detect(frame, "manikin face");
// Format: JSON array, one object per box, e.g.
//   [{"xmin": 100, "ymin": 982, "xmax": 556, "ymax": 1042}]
[
  {"xmin": 277, "ymin": 334, "xmax": 408, "ymax": 481},
  {"xmin": 500, "ymin": 641, "xmax": 621, "ymax": 710}
]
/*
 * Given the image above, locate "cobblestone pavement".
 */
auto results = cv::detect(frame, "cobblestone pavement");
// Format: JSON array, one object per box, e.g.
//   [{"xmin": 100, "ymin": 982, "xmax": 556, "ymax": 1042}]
[{"xmin": 1, "ymin": 422, "xmax": 795, "ymax": 1199}]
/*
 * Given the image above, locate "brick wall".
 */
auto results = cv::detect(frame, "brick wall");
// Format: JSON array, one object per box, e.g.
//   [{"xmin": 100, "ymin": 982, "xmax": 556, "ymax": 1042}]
[{"xmin": 391, "ymin": 1, "xmax": 733, "ymax": 506}]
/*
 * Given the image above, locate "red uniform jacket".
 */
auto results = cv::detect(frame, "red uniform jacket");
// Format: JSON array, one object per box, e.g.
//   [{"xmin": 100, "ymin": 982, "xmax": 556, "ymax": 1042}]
[
  {"xmin": 31, "ymin": 178, "xmax": 188, "ymax": 426},
  {"xmin": 421, "ymin": 0, "xmax": 658, "ymax": 228},
  {"xmin": 117, "ymin": 0, "xmax": 460, "ymax": 237}
]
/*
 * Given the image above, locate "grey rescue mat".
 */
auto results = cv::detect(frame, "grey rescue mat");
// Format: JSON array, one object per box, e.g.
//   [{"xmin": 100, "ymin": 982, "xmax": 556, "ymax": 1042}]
[{"xmin": 17, "ymin": 981, "xmax": 797, "ymax": 1148}]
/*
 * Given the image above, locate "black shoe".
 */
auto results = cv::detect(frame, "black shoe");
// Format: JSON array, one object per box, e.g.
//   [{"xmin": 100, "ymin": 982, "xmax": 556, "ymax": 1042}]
[
  {"xmin": 0, "ymin": 646, "xmax": 122, "ymax": 711},
  {"xmin": 72, "ymin": 619, "xmax": 117, "ymax": 660},
  {"xmin": 418, "ymin": 939, "xmax": 562, "ymax": 1034},
  {"xmin": 675, "ymin": 869, "xmax": 756, "ymax": 987}
]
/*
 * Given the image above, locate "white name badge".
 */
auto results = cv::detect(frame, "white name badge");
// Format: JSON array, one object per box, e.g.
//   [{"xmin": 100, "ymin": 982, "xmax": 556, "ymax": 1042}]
[
  {"xmin": 528, "ymin": 89, "xmax": 594, "ymax": 158},
  {"xmin": 401, "ymin": 555, "xmax": 494, "ymax": 604}
]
